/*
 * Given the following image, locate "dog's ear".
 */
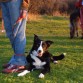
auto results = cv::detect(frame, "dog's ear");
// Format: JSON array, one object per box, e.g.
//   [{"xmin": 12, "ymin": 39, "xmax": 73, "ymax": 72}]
[
  {"xmin": 34, "ymin": 34, "xmax": 39, "ymax": 41},
  {"xmin": 34, "ymin": 34, "xmax": 38, "ymax": 38},
  {"xmin": 45, "ymin": 41, "xmax": 54, "ymax": 47}
]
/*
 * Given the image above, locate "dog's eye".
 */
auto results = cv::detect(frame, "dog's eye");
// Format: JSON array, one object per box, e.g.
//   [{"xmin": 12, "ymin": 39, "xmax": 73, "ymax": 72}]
[
  {"xmin": 42, "ymin": 43, "xmax": 46, "ymax": 47},
  {"xmin": 36, "ymin": 44, "xmax": 39, "ymax": 47},
  {"xmin": 42, "ymin": 43, "xmax": 45, "ymax": 46}
]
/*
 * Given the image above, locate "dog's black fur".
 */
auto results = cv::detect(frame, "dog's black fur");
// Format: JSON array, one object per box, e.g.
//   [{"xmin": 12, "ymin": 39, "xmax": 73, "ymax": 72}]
[
  {"xmin": 18, "ymin": 34, "xmax": 65, "ymax": 78},
  {"xmin": 70, "ymin": 8, "xmax": 80, "ymax": 38}
]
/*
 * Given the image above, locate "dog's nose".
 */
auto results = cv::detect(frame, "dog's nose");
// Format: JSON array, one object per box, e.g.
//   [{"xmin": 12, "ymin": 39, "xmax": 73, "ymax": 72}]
[{"xmin": 38, "ymin": 50, "xmax": 41, "ymax": 53}]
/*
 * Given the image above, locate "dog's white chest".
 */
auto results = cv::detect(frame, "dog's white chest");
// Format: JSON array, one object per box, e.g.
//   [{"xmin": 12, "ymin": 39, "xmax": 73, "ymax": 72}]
[{"xmin": 31, "ymin": 54, "xmax": 46, "ymax": 69}]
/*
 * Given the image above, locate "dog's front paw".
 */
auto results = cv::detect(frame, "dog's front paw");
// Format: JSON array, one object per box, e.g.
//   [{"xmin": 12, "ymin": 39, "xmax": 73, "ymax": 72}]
[
  {"xmin": 53, "ymin": 60, "xmax": 58, "ymax": 64},
  {"xmin": 63, "ymin": 53, "xmax": 66, "ymax": 56},
  {"xmin": 39, "ymin": 73, "xmax": 44, "ymax": 78},
  {"xmin": 17, "ymin": 70, "xmax": 30, "ymax": 76}
]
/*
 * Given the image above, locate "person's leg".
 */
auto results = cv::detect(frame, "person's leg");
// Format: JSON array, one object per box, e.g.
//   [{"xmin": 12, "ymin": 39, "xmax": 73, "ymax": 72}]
[
  {"xmin": 1, "ymin": 0, "xmax": 27, "ymax": 73},
  {"xmin": 80, "ymin": 8, "xmax": 83, "ymax": 39},
  {"xmin": 7, "ymin": 0, "xmax": 27, "ymax": 66},
  {"xmin": 74, "ymin": 21, "xmax": 78, "ymax": 37},
  {"xmin": 1, "ymin": 2, "xmax": 13, "ymax": 44},
  {"xmin": 75, "ymin": 24, "xmax": 79, "ymax": 37},
  {"xmin": 70, "ymin": 22, "xmax": 75, "ymax": 39},
  {"xmin": 1, "ymin": 2, "xmax": 15, "ymax": 65},
  {"xmin": 1, "ymin": 19, "xmax": 5, "ymax": 32}
]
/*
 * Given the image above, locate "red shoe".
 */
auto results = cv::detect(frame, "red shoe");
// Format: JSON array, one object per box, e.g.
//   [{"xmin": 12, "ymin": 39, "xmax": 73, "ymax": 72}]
[
  {"xmin": 2, "ymin": 63, "xmax": 10, "ymax": 68},
  {"xmin": 2, "ymin": 64, "xmax": 25, "ymax": 74}
]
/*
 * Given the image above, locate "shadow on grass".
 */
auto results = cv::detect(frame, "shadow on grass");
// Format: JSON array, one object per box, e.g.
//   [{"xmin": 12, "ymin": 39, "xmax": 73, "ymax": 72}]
[{"xmin": 42, "ymin": 15, "xmax": 68, "ymax": 21}]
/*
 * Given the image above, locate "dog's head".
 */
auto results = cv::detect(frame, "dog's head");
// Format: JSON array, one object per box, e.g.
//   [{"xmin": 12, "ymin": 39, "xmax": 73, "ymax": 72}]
[{"xmin": 30, "ymin": 34, "xmax": 53, "ymax": 57}]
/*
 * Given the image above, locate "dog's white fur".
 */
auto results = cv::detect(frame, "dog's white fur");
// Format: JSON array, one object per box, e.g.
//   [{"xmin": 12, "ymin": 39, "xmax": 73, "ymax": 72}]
[
  {"xmin": 37, "ymin": 41, "xmax": 43, "ymax": 55},
  {"xmin": 18, "ymin": 41, "xmax": 45, "ymax": 77},
  {"xmin": 18, "ymin": 70, "xmax": 30, "ymax": 76},
  {"xmin": 32, "ymin": 50, "xmax": 38, "ymax": 56},
  {"xmin": 31, "ymin": 41, "xmax": 44, "ymax": 57},
  {"xmin": 18, "ymin": 70, "xmax": 45, "ymax": 78},
  {"xmin": 18, "ymin": 53, "xmax": 46, "ymax": 78},
  {"xmin": 39, "ymin": 73, "xmax": 45, "ymax": 78},
  {"xmin": 31, "ymin": 54, "xmax": 46, "ymax": 69},
  {"xmin": 17, "ymin": 35, "xmax": 66, "ymax": 78}
]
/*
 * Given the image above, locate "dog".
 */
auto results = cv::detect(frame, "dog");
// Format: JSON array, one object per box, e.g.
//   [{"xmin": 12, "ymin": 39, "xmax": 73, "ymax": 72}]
[
  {"xmin": 18, "ymin": 34, "xmax": 66, "ymax": 78},
  {"xmin": 69, "ymin": 8, "xmax": 80, "ymax": 39}
]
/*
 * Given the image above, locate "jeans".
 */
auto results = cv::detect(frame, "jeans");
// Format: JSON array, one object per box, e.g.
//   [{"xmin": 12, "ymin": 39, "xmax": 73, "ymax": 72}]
[{"xmin": 1, "ymin": 0, "xmax": 27, "ymax": 66}]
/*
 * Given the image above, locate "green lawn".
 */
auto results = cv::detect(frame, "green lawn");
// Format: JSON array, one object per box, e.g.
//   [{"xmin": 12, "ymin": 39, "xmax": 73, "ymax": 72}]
[{"xmin": 0, "ymin": 15, "xmax": 83, "ymax": 83}]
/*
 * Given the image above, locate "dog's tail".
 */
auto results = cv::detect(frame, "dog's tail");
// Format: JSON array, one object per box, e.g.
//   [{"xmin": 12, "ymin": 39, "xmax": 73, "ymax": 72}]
[{"xmin": 51, "ymin": 53, "xmax": 66, "ymax": 63}]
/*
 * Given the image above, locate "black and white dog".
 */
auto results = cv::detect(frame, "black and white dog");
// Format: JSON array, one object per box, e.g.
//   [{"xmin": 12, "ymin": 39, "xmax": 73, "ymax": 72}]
[{"xmin": 18, "ymin": 34, "xmax": 66, "ymax": 78}]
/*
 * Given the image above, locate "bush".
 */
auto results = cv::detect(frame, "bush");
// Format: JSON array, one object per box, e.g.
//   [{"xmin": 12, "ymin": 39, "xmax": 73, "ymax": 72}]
[{"xmin": 29, "ymin": 0, "xmax": 77, "ymax": 15}]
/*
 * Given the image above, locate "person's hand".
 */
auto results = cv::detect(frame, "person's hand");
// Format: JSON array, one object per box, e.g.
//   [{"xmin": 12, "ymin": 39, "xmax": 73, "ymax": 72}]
[
  {"xmin": 75, "ymin": 1, "xmax": 82, "ymax": 8},
  {"xmin": 14, "ymin": 10, "xmax": 27, "ymax": 26},
  {"xmin": 19, "ymin": 10, "xmax": 27, "ymax": 19}
]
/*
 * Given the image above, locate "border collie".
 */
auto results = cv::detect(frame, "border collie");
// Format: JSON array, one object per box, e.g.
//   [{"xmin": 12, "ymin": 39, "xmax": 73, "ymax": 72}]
[
  {"xmin": 18, "ymin": 34, "xmax": 66, "ymax": 78},
  {"xmin": 69, "ymin": 8, "xmax": 80, "ymax": 39}
]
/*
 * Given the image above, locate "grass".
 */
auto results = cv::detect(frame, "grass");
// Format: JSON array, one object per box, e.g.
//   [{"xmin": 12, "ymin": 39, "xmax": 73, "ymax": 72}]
[{"xmin": 0, "ymin": 15, "xmax": 83, "ymax": 83}]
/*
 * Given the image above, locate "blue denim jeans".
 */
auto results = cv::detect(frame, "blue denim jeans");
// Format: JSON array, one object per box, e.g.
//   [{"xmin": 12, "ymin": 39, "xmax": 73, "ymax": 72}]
[{"xmin": 1, "ymin": 0, "xmax": 27, "ymax": 66}]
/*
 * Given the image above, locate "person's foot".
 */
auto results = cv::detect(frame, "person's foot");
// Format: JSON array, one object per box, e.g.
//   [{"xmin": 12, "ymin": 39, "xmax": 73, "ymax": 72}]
[
  {"xmin": 2, "ymin": 63, "xmax": 10, "ymax": 68},
  {"xmin": 2, "ymin": 64, "xmax": 25, "ymax": 74},
  {"xmin": 81, "ymin": 36, "xmax": 83, "ymax": 39},
  {"xmin": 53, "ymin": 61, "xmax": 58, "ymax": 64},
  {"xmin": 81, "ymin": 33, "xmax": 83, "ymax": 39},
  {"xmin": 70, "ymin": 36, "xmax": 74, "ymax": 39}
]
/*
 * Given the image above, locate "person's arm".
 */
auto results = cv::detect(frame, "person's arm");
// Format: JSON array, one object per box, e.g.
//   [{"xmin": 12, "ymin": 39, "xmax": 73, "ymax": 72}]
[
  {"xmin": 75, "ymin": 0, "xmax": 82, "ymax": 8},
  {"xmin": 21, "ymin": 0, "xmax": 30, "ymax": 11},
  {"xmin": 20, "ymin": 0, "xmax": 30, "ymax": 19},
  {"xmin": 14, "ymin": 0, "xmax": 30, "ymax": 25}
]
